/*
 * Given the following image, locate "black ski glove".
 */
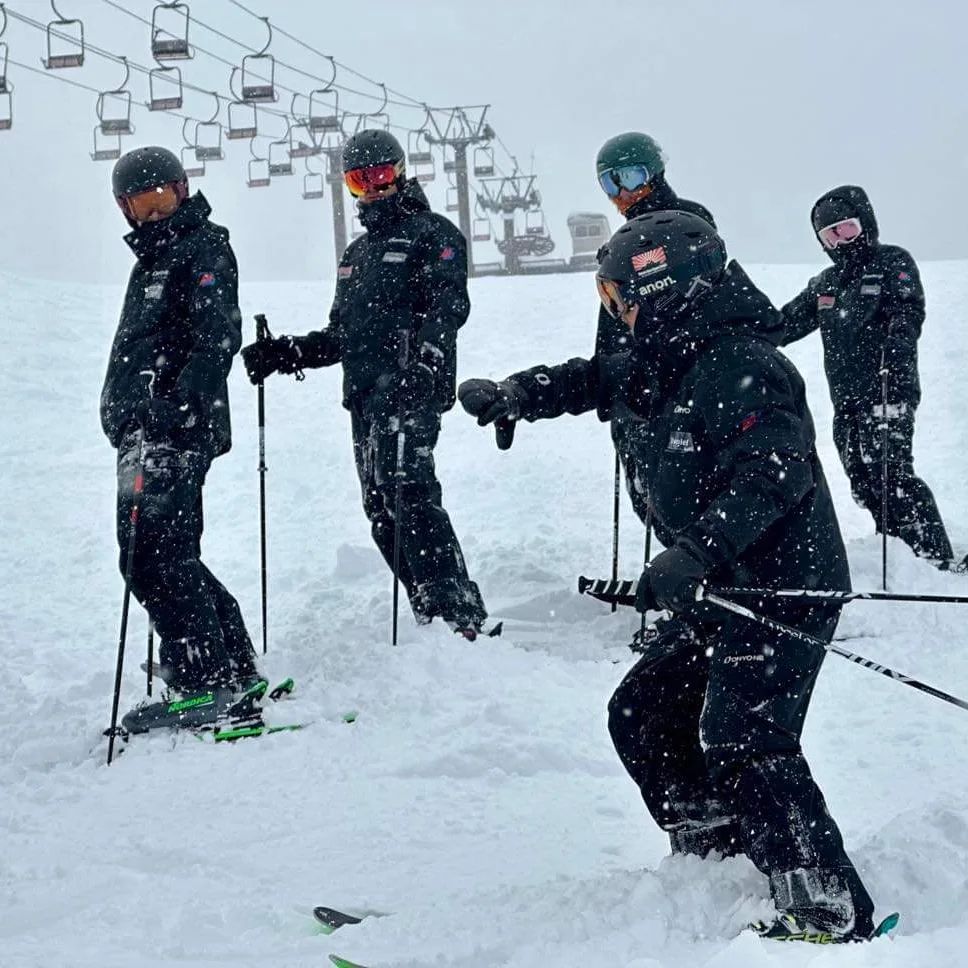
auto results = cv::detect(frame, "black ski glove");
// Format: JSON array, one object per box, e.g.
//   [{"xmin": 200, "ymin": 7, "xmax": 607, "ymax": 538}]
[
  {"xmin": 387, "ymin": 360, "xmax": 436, "ymax": 407},
  {"xmin": 635, "ymin": 545, "xmax": 709, "ymax": 614},
  {"xmin": 135, "ymin": 396, "xmax": 196, "ymax": 442},
  {"xmin": 458, "ymin": 378, "xmax": 528, "ymax": 450},
  {"xmin": 241, "ymin": 335, "xmax": 304, "ymax": 384}
]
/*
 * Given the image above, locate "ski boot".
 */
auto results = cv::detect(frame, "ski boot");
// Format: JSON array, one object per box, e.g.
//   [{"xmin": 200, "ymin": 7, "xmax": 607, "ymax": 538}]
[
  {"xmin": 751, "ymin": 910, "xmax": 899, "ymax": 944},
  {"xmin": 120, "ymin": 678, "xmax": 268, "ymax": 735}
]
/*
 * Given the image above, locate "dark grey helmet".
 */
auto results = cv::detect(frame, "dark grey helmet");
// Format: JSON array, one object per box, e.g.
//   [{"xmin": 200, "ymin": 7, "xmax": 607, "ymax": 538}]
[
  {"xmin": 342, "ymin": 129, "xmax": 405, "ymax": 173},
  {"xmin": 112, "ymin": 145, "xmax": 186, "ymax": 198},
  {"xmin": 597, "ymin": 209, "xmax": 726, "ymax": 320}
]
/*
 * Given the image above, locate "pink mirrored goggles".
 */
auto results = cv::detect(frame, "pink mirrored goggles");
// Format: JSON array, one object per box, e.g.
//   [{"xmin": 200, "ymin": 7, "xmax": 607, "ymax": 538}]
[{"xmin": 817, "ymin": 217, "xmax": 863, "ymax": 250}]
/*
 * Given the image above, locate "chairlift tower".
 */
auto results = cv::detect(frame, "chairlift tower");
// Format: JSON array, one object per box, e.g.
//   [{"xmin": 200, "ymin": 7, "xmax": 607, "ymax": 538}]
[
  {"xmin": 423, "ymin": 106, "xmax": 494, "ymax": 273},
  {"xmin": 476, "ymin": 172, "xmax": 550, "ymax": 274}
]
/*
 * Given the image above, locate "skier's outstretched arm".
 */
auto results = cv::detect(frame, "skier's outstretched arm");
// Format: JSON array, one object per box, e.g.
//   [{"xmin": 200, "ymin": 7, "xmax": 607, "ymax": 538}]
[{"xmin": 778, "ymin": 279, "xmax": 821, "ymax": 346}]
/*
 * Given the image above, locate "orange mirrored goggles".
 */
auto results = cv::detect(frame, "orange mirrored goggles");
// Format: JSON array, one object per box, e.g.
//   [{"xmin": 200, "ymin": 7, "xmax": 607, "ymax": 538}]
[
  {"xmin": 596, "ymin": 275, "xmax": 632, "ymax": 319},
  {"xmin": 344, "ymin": 160, "xmax": 404, "ymax": 197},
  {"xmin": 118, "ymin": 183, "xmax": 183, "ymax": 223}
]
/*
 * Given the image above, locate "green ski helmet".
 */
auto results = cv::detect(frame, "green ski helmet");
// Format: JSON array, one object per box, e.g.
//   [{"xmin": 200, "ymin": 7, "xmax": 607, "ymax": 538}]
[{"xmin": 595, "ymin": 132, "xmax": 666, "ymax": 201}]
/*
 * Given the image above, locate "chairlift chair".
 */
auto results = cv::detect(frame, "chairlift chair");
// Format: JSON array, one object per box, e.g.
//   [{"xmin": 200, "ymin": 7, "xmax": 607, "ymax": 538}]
[
  {"xmin": 151, "ymin": 2, "xmax": 191, "ymax": 61},
  {"xmin": 472, "ymin": 217, "xmax": 491, "ymax": 243},
  {"xmin": 97, "ymin": 57, "xmax": 133, "ymax": 134},
  {"xmin": 91, "ymin": 125, "xmax": 121, "ymax": 161},
  {"xmin": 525, "ymin": 209, "xmax": 547, "ymax": 236},
  {"xmin": 247, "ymin": 157, "xmax": 270, "ymax": 188},
  {"xmin": 407, "ymin": 130, "xmax": 435, "ymax": 183},
  {"xmin": 288, "ymin": 121, "xmax": 321, "ymax": 159},
  {"xmin": 43, "ymin": 2, "xmax": 84, "ymax": 69},
  {"xmin": 180, "ymin": 144, "xmax": 204, "ymax": 178},
  {"xmin": 308, "ymin": 88, "xmax": 340, "ymax": 133},
  {"xmin": 268, "ymin": 139, "xmax": 293, "ymax": 176},
  {"xmin": 0, "ymin": 86, "xmax": 11, "ymax": 131},
  {"xmin": 194, "ymin": 120, "xmax": 224, "ymax": 161},
  {"xmin": 473, "ymin": 145, "xmax": 495, "ymax": 178},
  {"xmin": 240, "ymin": 18, "xmax": 277, "ymax": 103},
  {"xmin": 446, "ymin": 186, "xmax": 459, "ymax": 213},
  {"xmin": 303, "ymin": 172, "xmax": 324, "ymax": 200},
  {"xmin": 0, "ymin": 41, "xmax": 8, "ymax": 94},
  {"xmin": 148, "ymin": 65, "xmax": 183, "ymax": 111},
  {"xmin": 227, "ymin": 100, "xmax": 257, "ymax": 140}
]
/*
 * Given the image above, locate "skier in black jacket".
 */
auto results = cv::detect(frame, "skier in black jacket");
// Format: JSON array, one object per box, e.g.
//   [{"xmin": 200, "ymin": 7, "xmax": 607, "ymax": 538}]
[
  {"xmin": 461, "ymin": 212, "xmax": 880, "ymax": 943},
  {"xmin": 101, "ymin": 146, "xmax": 260, "ymax": 703},
  {"xmin": 241, "ymin": 130, "xmax": 487, "ymax": 637},
  {"xmin": 780, "ymin": 185, "xmax": 956, "ymax": 566}
]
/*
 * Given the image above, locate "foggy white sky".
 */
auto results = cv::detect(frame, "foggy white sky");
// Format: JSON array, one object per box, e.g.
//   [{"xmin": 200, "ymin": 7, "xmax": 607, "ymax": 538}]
[{"xmin": 1, "ymin": 0, "xmax": 966, "ymax": 282}]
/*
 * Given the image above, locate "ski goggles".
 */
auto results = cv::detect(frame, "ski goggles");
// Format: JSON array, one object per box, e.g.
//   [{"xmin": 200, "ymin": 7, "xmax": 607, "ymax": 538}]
[
  {"xmin": 817, "ymin": 217, "xmax": 863, "ymax": 250},
  {"xmin": 117, "ymin": 182, "xmax": 183, "ymax": 223},
  {"xmin": 596, "ymin": 275, "xmax": 634, "ymax": 319},
  {"xmin": 598, "ymin": 164, "xmax": 653, "ymax": 198},
  {"xmin": 344, "ymin": 160, "xmax": 405, "ymax": 198}
]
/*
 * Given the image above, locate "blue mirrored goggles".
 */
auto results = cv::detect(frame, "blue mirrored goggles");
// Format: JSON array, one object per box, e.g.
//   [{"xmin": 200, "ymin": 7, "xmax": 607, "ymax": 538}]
[{"xmin": 598, "ymin": 164, "xmax": 653, "ymax": 198}]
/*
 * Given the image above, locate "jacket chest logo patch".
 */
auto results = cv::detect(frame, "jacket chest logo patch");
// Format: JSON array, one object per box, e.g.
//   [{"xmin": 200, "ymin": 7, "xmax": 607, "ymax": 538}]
[
  {"xmin": 860, "ymin": 284, "xmax": 882, "ymax": 296},
  {"xmin": 666, "ymin": 430, "xmax": 695, "ymax": 453},
  {"xmin": 382, "ymin": 251, "xmax": 408, "ymax": 264},
  {"xmin": 860, "ymin": 273, "xmax": 883, "ymax": 296},
  {"xmin": 338, "ymin": 265, "xmax": 353, "ymax": 279},
  {"xmin": 817, "ymin": 294, "xmax": 836, "ymax": 310},
  {"xmin": 144, "ymin": 270, "xmax": 169, "ymax": 301}
]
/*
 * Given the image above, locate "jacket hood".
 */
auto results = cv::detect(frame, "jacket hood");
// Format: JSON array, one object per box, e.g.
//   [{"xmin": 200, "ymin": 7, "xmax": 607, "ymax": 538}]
[
  {"xmin": 811, "ymin": 185, "xmax": 879, "ymax": 263},
  {"xmin": 124, "ymin": 192, "xmax": 215, "ymax": 262}
]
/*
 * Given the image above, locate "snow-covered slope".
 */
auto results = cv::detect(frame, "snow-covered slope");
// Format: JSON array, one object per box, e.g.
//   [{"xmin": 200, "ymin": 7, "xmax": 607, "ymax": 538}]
[{"xmin": 3, "ymin": 262, "xmax": 968, "ymax": 967}]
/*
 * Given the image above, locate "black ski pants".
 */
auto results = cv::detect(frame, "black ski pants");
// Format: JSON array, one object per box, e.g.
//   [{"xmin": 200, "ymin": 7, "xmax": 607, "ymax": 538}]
[
  {"xmin": 349, "ymin": 398, "xmax": 484, "ymax": 623},
  {"xmin": 607, "ymin": 607, "xmax": 874, "ymax": 924},
  {"xmin": 115, "ymin": 431, "xmax": 259, "ymax": 690},
  {"xmin": 833, "ymin": 405, "xmax": 952, "ymax": 560}
]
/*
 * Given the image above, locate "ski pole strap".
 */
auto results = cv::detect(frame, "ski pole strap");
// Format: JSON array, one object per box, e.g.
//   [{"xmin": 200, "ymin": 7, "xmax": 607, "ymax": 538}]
[{"xmin": 704, "ymin": 591, "xmax": 968, "ymax": 714}]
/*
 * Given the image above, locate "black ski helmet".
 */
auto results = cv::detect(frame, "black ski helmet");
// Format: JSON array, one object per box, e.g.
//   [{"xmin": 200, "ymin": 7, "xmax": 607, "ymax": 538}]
[
  {"xmin": 342, "ymin": 129, "xmax": 405, "ymax": 173},
  {"xmin": 595, "ymin": 132, "xmax": 666, "ymax": 182},
  {"xmin": 112, "ymin": 145, "xmax": 187, "ymax": 198},
  {"xmin": 596, "ymin": 210, "xmax": 726, "ymax": 322}
]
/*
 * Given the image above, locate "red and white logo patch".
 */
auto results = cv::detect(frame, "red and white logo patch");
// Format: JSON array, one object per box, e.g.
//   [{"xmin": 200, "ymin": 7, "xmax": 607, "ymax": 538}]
[
  {"xmin": 338, "ymin": 265, "xmax": 353, "ymax": 279},
  {"xmin": 439, "ymin": 246, "xmax": 456, "ymax": 261},
  {"xmin": 631, "ymin": 247, "xmax": 667, "ymax": 272},
  {"xmin": 197, "ymin": 272, "xmax": 216, "ymax": 288},
  {"xmin": 817, "ymin": 294, "xmax": 835, "ymax": 310}
]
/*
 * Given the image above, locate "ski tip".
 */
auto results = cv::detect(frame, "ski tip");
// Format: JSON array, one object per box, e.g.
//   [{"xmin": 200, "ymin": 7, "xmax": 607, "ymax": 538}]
[
  {"xmin": 313, "ymin": 906, "xmax": 364, "ymax": 932},
  {"xmin": 342, "ymin": 710, "xmax": 359, "ymax": 724},
  {"xmin": 329, "ymin": 955, "xmax": 370, "ymax": 968},
  {"xmin": 268, "ymin": 677, "xmax": 296, "ymax": 701},
  {"xmin": 487, "ymin": 621, "xmax": 503, "ymax": 638},
  {"xmin": 873, "ymin": 912, "xmax": 900, "ymax": 938}
]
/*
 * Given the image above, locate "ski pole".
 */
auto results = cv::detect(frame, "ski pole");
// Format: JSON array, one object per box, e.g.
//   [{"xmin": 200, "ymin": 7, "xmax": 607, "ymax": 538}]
[
  {"xmin": 254, "ymin": 313, "xmax": 271, "ymax": 655},
  {"xmin": 702, "ymin": 590, "xmax": 968, "ymax": 713},
  {"xmin": 578, "ymin": 575, "xmax": 968, "ymax": 608},
  {"xmin": 107, "ymin": 428, "xmax": 148, "ymax": 765},
  {"xmin": 639, "ymin": 507, "xmax": 652, "ymax": 637},
  {"xmin": 610, "ymin": 452, "xmax": 621, "ymax": 613},
  {"xmin": 880, "ymin": 355, "xmax": 890, "ymax": 591},
  {"xmin": 146, "ymin": 623, "xmax": 154, "ymax": 697},
  {"xmin": 391, "ymin": 331, "xmax": 410, "ymax": 647}
]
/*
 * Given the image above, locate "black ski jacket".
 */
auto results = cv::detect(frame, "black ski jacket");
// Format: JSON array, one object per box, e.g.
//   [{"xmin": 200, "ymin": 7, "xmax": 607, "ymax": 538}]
[
  {"xmin": 293, "ymin": 179, "xmax": 470, "ymax": 411},
  {"xmin": 507, "ymin": 261, "xmax": 850, "ymax": 593},
  {"xmin": 100, "ymin": 193, "xmax": 242, "ymax": 458},
  {"xmin": 780, "ymin": 185, "xmax": 924, "ymax": 412}
]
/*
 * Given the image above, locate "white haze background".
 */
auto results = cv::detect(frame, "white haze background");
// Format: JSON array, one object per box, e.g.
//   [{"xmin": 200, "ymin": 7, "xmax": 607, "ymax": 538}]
[{"xmin": 0, "ymin": 0, "xmax": 967, "ymax": 281}]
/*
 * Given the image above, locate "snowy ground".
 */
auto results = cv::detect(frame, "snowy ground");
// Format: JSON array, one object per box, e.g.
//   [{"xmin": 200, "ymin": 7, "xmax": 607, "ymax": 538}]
[{"xmin": 3, "ymin": 260, "xmax": 968, "ymax": 968}]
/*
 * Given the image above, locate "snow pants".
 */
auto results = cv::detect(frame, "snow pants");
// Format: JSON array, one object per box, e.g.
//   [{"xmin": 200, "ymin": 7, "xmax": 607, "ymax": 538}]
[
  {"xmin": 607, "ymin": 608, "xmax": 874, "ymax": 929},
  {"xmin": 833, "ymin": 405, "xmax": 952, "ymax": 561},
  {"xmin": 349, "ymin": 400, "xmax": 485, "ymax": 625},
  {"xmin": 115, "ymin": 431, "xmax": 260, "ymax": 691}
]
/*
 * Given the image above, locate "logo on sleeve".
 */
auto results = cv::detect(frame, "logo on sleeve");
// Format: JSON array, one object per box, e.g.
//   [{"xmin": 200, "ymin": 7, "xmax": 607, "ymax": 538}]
[
  {"xmin": 898, "ymin": 270, "xmax": 911, "ymax": 281},
  {"xmin": 197, "ymin": 272, "xmax": 216, "ymax": 288},
  {"xmin": 817, "ymin": 294, "xmax": 835, "ymax": 310},
  {"xmin": 740, "ymin": 410, "xmax": 761, "ymax": 433},
  {"xmin": 439, "ymin": 246, "xmax": 456, "ymax": 261},
  {"xmin": 338, "ymin": 265, "xmax": 353, "ymax": 279}
]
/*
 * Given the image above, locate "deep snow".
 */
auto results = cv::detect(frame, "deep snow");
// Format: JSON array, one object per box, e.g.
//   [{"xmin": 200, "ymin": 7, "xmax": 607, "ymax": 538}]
[{"xmin": 3, "ymin": 260, "xmax": 968, "ymax": 968}]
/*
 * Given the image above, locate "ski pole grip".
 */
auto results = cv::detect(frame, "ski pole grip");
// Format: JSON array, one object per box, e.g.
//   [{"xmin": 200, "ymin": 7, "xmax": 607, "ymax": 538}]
[{"xmin": 578, "ymin": 575, "xmax": 590, "ymax": 595}]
